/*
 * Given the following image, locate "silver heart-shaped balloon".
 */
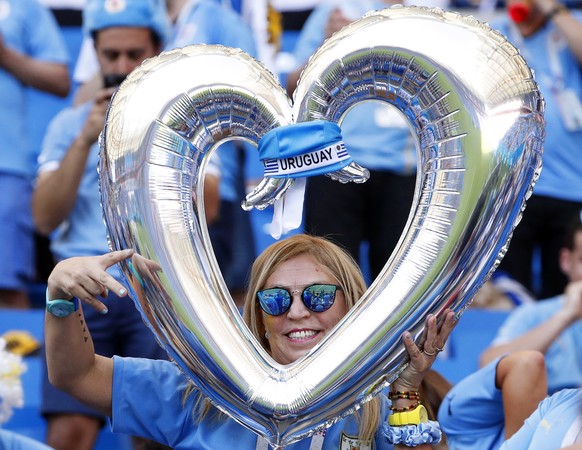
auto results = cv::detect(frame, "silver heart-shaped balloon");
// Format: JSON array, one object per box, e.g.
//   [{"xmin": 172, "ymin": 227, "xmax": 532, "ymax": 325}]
[{"xmin": 99, "ymin": 6, "xmax": 544, "ymax": 448}]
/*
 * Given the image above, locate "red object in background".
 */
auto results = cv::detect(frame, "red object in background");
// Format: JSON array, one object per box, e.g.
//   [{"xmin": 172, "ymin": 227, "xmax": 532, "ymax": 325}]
[{"xmin": 508, "ymin": 2, "xmax": 532, "ymax": 22}]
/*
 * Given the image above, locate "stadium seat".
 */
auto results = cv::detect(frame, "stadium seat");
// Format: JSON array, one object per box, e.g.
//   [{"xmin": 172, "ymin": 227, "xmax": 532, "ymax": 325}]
[{"xmin": 432, "ymin": 308, "xmax": 510, "ymax": 384}]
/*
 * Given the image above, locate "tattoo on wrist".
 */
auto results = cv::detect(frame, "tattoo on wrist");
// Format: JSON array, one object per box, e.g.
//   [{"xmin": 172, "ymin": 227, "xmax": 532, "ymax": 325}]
[{"xmin": 79, "ymin": 315, "xmax": 89, "ymax": 343}]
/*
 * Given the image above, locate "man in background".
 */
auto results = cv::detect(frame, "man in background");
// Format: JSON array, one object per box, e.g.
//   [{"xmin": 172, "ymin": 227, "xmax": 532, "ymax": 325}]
[{"xmin": 0, "ymin": 0, "xmax": 70, "ymax": 308}]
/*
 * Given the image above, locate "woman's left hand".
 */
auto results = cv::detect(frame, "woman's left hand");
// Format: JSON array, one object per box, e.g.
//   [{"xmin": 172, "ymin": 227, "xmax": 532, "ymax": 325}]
[{"xmin": 391, "ymin": 309, "xmax": 457, "ymax": 392}]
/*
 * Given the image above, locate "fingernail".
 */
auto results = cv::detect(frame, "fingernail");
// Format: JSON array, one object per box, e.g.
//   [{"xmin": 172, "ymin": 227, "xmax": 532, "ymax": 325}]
[
  {"xmin": 101, "ymin": 307, "xmax": 108, "ymax": 314},
  {"xmin": 119, "ymin": 288, "xmax": 126, "ymax": 296}
]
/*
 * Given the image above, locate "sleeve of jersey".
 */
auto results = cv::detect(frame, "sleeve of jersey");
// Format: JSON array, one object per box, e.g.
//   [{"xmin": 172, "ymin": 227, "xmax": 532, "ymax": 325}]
[
  {"xmin": 497, "ymin": 393, "xmax": 556, "ymax": 450},
  {"xmin": 490, "ymin": 303, "xmax": 543, "ymax": 346},
  {"xmin": 438, "ymin": 357, "xmax": 505, "ymax": 441},
  {"xmin": 111, "ymin": 356, "xmax": 199, "ymax": 447},
  {"xmin": 25, "ymin": 0, "xmax": 70, "ymax": 63},
  {"xmin": 37, "ymin": 107, "xmax": 84, "ymax": 174},
  {"xmin": 500, "ymin": 389, "xmax": 582, "ymax": 450}
]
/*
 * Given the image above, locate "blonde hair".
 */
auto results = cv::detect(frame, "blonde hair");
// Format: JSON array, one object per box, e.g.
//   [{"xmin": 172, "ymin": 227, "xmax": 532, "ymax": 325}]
[{"xmin": 187, "ymin": 234, "xmax": 381, "ymax": 442}]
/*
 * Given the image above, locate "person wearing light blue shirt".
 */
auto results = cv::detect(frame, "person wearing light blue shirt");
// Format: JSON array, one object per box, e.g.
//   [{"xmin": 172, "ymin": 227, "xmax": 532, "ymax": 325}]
[
  {"xmin": 111, "ymin": 356, "xmax": 397, "ymax": 450},
  {"xmin": 439, "ymin": 349, "xmax": 582, "ymax": 449},
  {"xmin": 438, "ymin": 352, "xmax": 548, "ymax": 450},
  {"xmin": 501, "ymin": 389, "xmax": 582, "ymax": 449},
  {"xmin": 0, "ymin": 0, "xmax": 69, "ymax": 308},
  {"xmin": 36, "ymin": 103, "xmax": 109, "ymax": 263},
  {"xmin": 492, "ymin": 0, "xmax": 582, "ymax": 299},
  {"xmin": 44, "ymin": 235, "xmax": 456, "ymax": 450},
  {"xmin": 480, "ymin": 211, "xmax": 582, "ymax": 395},
  {"xmin": 286, "ymin": 0, "xmax": 418, "ymax": 283}
]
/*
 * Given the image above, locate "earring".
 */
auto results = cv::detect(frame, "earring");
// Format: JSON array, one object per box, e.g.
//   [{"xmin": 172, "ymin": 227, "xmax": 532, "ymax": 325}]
[{"xmin": 265, "ymin": 331, "xmax": 270, "ymax": 340}]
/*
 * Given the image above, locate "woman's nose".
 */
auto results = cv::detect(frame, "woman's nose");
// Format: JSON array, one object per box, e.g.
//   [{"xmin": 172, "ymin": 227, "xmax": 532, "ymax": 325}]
[{"xmin": 286, "ymin": 291, "xmax": 310, "ymax": 318}]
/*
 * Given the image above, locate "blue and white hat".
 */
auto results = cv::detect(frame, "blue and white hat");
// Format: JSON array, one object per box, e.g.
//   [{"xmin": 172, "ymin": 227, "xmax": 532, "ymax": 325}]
[
  {"xmin": 258, "ymin": 121, "xmax": 352, "ymax": 179},
  {"xmin": 83, "ymin": 0, "xmax": 170, "ymax": 43},
  {"xmin": 257, "ymin": 120, "xmax": 356, "ymax": 239}
]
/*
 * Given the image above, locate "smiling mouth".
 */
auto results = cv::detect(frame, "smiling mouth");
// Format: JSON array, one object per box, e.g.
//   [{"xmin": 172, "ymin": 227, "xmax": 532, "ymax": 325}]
[{"xmin": 287, "ymin": 330, "xmax": 318, "ymax": 341}]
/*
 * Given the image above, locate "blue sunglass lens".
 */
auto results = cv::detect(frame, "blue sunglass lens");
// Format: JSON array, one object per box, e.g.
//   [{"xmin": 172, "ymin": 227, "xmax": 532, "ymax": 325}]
[
  {"xmin": 302, "ymin": 284, "xmax": 337, "ymax": 312},
  {"xmin": 257, "ymin": 288, "xmax": 291, "ymax": 316}
]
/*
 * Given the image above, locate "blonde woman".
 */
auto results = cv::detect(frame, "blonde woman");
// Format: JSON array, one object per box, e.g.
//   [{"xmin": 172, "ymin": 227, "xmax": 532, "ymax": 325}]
[{"xmin": 45, "ymin": 234, "xmax": 456, "ymax": 449}]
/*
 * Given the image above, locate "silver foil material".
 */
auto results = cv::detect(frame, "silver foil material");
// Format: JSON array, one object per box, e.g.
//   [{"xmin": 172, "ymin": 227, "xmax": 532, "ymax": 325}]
[{"xmin": 99, "ymin": 7, "xmax": 544, "ymax": 448}]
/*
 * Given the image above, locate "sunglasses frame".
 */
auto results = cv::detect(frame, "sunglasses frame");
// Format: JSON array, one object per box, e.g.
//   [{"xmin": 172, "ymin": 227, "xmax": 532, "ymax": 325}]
[{"xmin": 256, "ymin": 283, "xmax": 342, "ymax": 316}]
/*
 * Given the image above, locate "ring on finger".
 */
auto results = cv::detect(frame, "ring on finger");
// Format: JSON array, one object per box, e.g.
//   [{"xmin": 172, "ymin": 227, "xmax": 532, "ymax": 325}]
[
  {"xmin": 422, "ymin": 349, "xmax": 436, "ymax": 356},
  {"xmin": 435, "ymin": 346, "xmax": 445, "ymax": 352}
]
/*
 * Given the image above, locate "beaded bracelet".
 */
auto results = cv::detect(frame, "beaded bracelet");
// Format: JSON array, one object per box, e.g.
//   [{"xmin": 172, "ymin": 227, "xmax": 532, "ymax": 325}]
[
  {"xmin": 383, "ymin": 420, "xmax": 442, "ymax": 446},
  {"xmin": 389, "ymin": 401, "xmax": 420, "ymax": 412},
  {"xmin": 388, "ymin": 391, "xmax": 420, "ymax": 400}
]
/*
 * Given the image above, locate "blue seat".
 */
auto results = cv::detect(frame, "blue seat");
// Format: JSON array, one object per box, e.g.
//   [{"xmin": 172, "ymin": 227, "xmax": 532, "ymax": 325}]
[{"xmin": 432, "ymin": 308, "xmax": 510, "ymax": 384}]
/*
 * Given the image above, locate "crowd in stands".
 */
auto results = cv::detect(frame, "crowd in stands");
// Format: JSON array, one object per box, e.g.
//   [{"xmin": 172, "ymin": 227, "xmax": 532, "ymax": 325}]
[{"xmin": 1, "ymin": 0, "xmax": 582, "ymax": 448}]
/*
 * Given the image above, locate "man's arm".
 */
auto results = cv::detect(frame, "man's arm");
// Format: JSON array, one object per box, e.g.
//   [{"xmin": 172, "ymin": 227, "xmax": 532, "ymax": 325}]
[
  {"xmin": 496, "ymin": 351, "xmax": 547, "ymax": 439},
  {"xmin": 480, "ymin": 280, "xmax": 582, "ymax": 366},
  {"xmin": 533, "ymin": 0, "xmax": 582, "ymax": 63},
  {"xmin": 32, "ymin": 88, "xmax": 115, "ymax": 235},
  {"xmin": 0, "ymin": 34, "xmax": 69, "ymax": 97}
]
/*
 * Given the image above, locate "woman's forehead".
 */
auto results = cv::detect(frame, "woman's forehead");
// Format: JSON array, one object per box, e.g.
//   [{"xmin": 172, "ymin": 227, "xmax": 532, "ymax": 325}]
[{"xmin": 265, "ymin": 255, "xmax": 333, "ymax": 284}]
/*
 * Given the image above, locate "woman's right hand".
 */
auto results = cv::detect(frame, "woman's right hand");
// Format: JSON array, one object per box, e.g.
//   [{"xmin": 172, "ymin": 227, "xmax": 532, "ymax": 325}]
[{"xmin": 47, "ymin": 249, "xmax": 134, "ymax": 314}]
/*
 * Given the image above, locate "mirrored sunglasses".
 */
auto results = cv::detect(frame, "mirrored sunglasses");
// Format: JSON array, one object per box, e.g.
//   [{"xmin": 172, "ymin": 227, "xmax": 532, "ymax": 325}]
[{"xmin": 256, "ymin": 284, "xmax": 342, "ymax": 316}]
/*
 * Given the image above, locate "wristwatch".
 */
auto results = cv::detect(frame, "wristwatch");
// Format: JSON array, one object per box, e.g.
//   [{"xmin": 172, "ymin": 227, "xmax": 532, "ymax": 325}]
[
  {"xmin": 46, "ymin": 289, "xmax": 79, "ymax": 318},
  {"xmin": 388, "ymin": 404, "xmax": 428, "ymax": 426}
]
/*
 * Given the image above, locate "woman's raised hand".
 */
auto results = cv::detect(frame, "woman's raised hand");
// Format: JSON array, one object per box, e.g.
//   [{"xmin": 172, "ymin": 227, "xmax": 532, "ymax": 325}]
[
  {"xmin": 47, "ymin": 249, "xmax": 134, "ymax": 314},
  {"xmin": 392, "ymin": 309, "xmax": 457, "ymax": 392}
]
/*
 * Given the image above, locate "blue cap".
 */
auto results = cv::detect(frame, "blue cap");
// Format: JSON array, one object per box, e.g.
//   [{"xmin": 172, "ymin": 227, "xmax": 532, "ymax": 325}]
[
  {"xmin": 83, "ymin": 0, "xmax": 170, "ymax": 43},
  {"xmin": 258, "ymin": 121, "xmax": 353, "ymax": 179}
]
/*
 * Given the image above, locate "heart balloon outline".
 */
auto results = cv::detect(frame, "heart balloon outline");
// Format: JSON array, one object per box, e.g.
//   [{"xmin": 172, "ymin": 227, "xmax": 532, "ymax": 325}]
[{"xmin": 99, "ymin": 6, "xmax": 544, "ymax": 448}]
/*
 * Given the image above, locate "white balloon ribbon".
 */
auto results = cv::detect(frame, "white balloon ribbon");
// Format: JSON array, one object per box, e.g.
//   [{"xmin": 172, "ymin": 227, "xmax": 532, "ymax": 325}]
[{"xmin": 99, "ymin": 6, "xmax": 544, "ymax": 449}]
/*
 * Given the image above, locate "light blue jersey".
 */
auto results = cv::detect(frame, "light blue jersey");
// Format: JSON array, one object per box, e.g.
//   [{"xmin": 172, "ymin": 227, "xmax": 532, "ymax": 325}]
[
  {"xmin": 491, "ymin": 296, "xmax": 582, "ymax": 394},
  {"xmin": 501, "ymin": 389, "xmax": 582, "ymax": 450},
  {"xmin": 493, "ymin": 13, "xmax": 582, "ymax": 202},
  {"xmin": 112, "ymin": 356, "xmax": 396, "ymax": 450},
  {"xmin": 37, "ymin": 102, "xmax": 110, "ymax": 261},
  {"xmin": 165, "ymin": 0, "xmax": 256, "ymax": 54},
  {"xmin": 439, "ymin": 356, "xmax": 506, "ymax": 450},
  {"xmin": 0, "ymin": 429, "xmax": 53, "ymax": 450},
  {"xmin": 0, "ymin": 0, "xmax": 69, "ymax": 178},
  {"xmin": 291, "ymin": 0, "xmax": 416, "ymax": 174}
]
